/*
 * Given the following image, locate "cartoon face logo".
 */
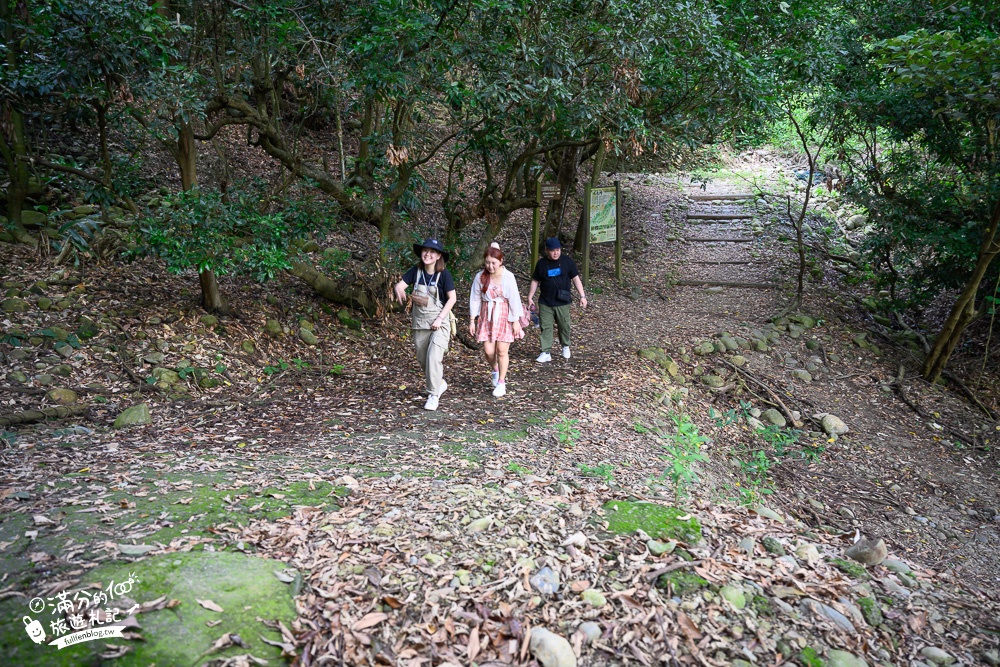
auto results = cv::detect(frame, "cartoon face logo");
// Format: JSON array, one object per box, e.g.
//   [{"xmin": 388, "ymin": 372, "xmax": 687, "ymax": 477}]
[{"xmin": 23, "ymin": 616, "xmax": 46, "ymax": 644}]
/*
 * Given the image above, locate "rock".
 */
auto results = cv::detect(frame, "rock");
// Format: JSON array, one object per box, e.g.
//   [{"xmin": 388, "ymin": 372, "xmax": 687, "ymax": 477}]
[
  {"xmin": 754, "ymin": 506, "xmax": 785, "ymax": 522},
  {"xmin": 143, "ymin": 352, "xmax": 165, "ymax": 364},
  {"xmin": 36, "ymin": 297, "xmax": 52, "ymax": 310},
  {"xmin": 694, "ymin": 341, "xmax": 716, "ymax": 356},
  {"xmin": 241, "ymin": 340, "xmax": 256, "ymax": 355},
  {"xmin": 827, "ymin": 650, "xmax": 869, "ymax": 667},
  {"xmin": 264, "ymin": 319, "xmax": 283, "ymax": 337},
  {"xmin": 762, "ymin": 537, "xmax": 786, "ymax": 555},
  {"xmin": 300, "ymin": 318, "xmax": 314, "ymax": 331},
  {"xmin": 35, "ymin": 373, "xmax": 55, "ymax": 386},
  {"xmin": 118, "ymin": 543, "xmax": 158, "ymax": 556},
  {"xmin": 199, "ymin": 377, "xmax": 222, "ymax": 388},
  {"xmin": 738, "ymin": 537, "xmax": 756, "ymax": 554},
  {"xmin": 52, "ymin": 364, "xmax": 73, "ymax": 377},
  {"xmin": 702, "ymin": 374, "xmax": 725, "ymax": 388},
  {"xmin": 795, "ymin": 543, "xmax": 821, "ymax": 566},
  {"xmin": 647, "ymin": 539, "xmax": 676, "ymax": 556},
  {"xmin": 982, "ymin": 649, "xmax": 1000, "ymax": 666},
  {"xmin": 801, "ymin": 598, "xmax": 857, "ymax": 633},
  {"xmin": 21, "ymin": 210, "xmax": 48, "ymax": 227},
  {"xmin": 761, "ymin": 408, "xmax": 786, "ymax": 427},
  {"xmin": 581, "ymin": 589, "xmax": 607, "ymax": 607},
  {"xmin": 882, "ymin": 559, "xmax": 911, "ymax": 575},
  {"xmin": 821, "ymin": 414, "xmax": 849, "ymax": 436},
  {"xmin": 845, "ymin": 538, "xmax": 887, "ymax": 566},
  {"xmin": 152, "ymin": 367, "xmax": 180, "ymax": 384},
  {"xmin": 114, "ymin": 403, "xmax": 152, "ymax": 428},
  {"xmin": 577, "ymin": 622, "xmax": 602, "ymax": 645},
  {"xmin": 731, "ymin": 355, "xmax": 747, "ymax": 367},
  {"xmin": 528, "ymin": 627, "xmax": 576, "ymax": 667},
  {"xmin": 467, "ymin": 517, "xmax": 493, "ymax": 533},
  {"xmin": 54, "ymin": 342, "xmax": 74, "ymax": 358},
  {"xmin": 200, "ymin": 314, "xmax": 218, "ymax": 327},
  {"xmin": 789, "ymin": 314, "xmax": 818, "ymax": 328},
  {"xmin": 720, "ymin": 336, "xmax": 739, "ymax": 351},
  {"xmin": 846, "ymin": 214, "xmax": 867, "ymax": 230},
  {"xmin": 530, "ymin": 567, "xmax": 560, "ymax": 595},
  {"xmin": 857, "ymin": 595, "xmax": 883, "ymax": 626},
  {"xmin": 719, "ymin": 584, "xmax": 746, "ymax": 609},
  {"xmin": 299, "ymin": 328, "xmax": 319, "ymax": 345},
  {"xmin": 919, "ymin": 647, "xmax": 954, "ymax": 665},
  {"xmin": 790, "ymin": 369, "xmax": 812, "ymax": 382},
  {"xmin": 337, "ymin": 309, "xmax": 362, "ymax": 330},
  {"xmin": 1, "ymin": 297, "xmax": 29, "ymax": 313},
  {"xmin": 6, "ymin": 371, "xmax": 28, "ymax": 384},
  {"xmin": 747, "ymin": 416, "xmax": 765, "ymax": 430},
  {"xmin": 46, "ymin": 388, "xmax": 78, "ymax": 405}
]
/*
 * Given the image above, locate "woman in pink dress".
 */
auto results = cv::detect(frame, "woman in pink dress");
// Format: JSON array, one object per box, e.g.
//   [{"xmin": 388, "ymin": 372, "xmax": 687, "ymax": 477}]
[{"xmin": 469, "ymin": 243, "xmax": 524, "ymax": 397}]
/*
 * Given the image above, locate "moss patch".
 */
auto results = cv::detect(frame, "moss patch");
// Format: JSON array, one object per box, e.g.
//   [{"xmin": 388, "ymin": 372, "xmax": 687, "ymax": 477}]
[
  {"xmin": 857, "ymin": 595, "xmax": 883, "ymax": 626},
  {"xmin": 601, "ymin": 501, "xmax": 702, "ymax": 544},
  {"xmin": 656, "ymin": 570, "xmax": 709, "ymax": 596},
  {"xmin": 829, "ymin": 557, "xmax": 870, "ymax": 581},
  {"xmin": 0, "ymin": 551, "xmax": 296, "ymax": 666}
]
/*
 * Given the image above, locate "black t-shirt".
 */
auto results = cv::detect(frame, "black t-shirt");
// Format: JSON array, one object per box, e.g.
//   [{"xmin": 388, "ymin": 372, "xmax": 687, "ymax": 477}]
[
  {"xmin": 402, "ymin": 266, "xmax": 455, "ymax": 297},
  {"xmin": 532, "ymin": 255, "xmax": 579, "ymax": 306}
]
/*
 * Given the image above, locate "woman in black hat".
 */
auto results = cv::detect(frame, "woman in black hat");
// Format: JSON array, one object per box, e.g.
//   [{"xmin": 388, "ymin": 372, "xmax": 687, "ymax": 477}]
[{"xmin": 393, "ymin": 238, "xmax": 457, "ymax": 411}]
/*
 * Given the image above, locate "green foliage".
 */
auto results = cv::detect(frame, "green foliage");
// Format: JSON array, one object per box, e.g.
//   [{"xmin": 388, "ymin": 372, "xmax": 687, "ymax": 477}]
[
  {"xmin": 132, "ymin": 186, "xmax": 327, "ymax": 282},
  {"xmin": 660, "ymin": 413, "xmax": 710, "ymax": 504},
  {"xmin": 506, "ymin": 461, "xmax": 530, "ymax": 475},
  {"xmin": 577, "ymin": 463, "xmax": 615, "ymax": 483},
  {"xmin": 553, "ymin": 418, "xmax": 581, "ymax": 447}
]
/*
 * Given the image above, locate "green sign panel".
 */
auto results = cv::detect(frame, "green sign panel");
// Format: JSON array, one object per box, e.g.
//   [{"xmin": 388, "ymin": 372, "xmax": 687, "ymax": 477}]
[{"xmin": 588, "ymin": 186, "xmax": 618, "ymax": 244}]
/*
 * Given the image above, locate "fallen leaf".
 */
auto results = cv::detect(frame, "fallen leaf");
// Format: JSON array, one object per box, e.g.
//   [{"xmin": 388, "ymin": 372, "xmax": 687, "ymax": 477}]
[
  {"xmin": 677, "ymin": 612, "xmax": 702, "ymax": 640},
  {"xmin": 197, "ymin": 598, "xmax": 224, "ymax": 613},
  {"xmin": 467, "ymin": 626, "xmax": 481, "ymax": 662},
  {"xmin": 352, "ymin": 612, "xmax": 387, "ymax": 631}
]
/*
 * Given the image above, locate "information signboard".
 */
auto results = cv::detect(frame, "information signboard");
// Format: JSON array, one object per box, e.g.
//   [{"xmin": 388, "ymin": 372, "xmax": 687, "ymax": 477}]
[{"xmin": 588, "ymin": 186, "xmax": 618, "ymax": 244}]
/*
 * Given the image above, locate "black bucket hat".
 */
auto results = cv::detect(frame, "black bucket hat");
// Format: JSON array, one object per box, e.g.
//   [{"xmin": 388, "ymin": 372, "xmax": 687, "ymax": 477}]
[{"xmin": 413, "ymin": 238, "xmax": 449, "ymax": 262}]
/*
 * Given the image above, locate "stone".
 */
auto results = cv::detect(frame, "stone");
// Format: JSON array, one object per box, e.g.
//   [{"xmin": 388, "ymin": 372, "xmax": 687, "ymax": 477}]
[
  {"xmin": 801, "ymin": 598, "xmax": 857, "ymax": 633},
  {"xmin": 467, "ymin": 517, "xmax": 493, "ymax": 533},
  {"xmin": 264, "ymin": 319, "xmax": 283, "ymax": 337},
  {"xmin": 1, "ymin": 298, "xmax": 29, "ymax": 313},
  {"xmin": 200, "ymin": 314, "xmax": 218, "ymax": 327},
  {"xmin": 857, "ymin": 595, "xmax": 883, "ymax": 626},
  {"xmin": 845, "ymin": 538, "xmax": 887, "ymax": 566},
  {"xmin": 6, "ymin": 371, "xmax": 28, "ymax": 384},
  {"xmin": 827, "ymin": 650, "xmax": 869, "ymax": 667},
  {"xmin": 21, "ymin": 210, "xmax": 48, "ymax": 227},
  {"xmin": 118, "ymin": 543, "xmax": 158, "ymax": 556},
  {"xmin": 982, "ymin": 649, "xmax": 1000, "ymax": 666},
  {"xmin": 337, "ymin": 309, "xmax": 362, "ymax": 330},
  {"xmin": 754, "ymin": 506, "xmax": 785, "ymax": 522},
  {"xmin": 528, "ymin": 627, "xmax": 576, "ymax": 667},
  {"xmin": 199, "ymin": 377, "xmax": 222, "ymax": 388},
  {"xmin": 790, "ymin": 369, "xmax": 812, "ymax": 382},
  {"xmin": 919, "ymin": 647, "xmax": 954, "ymax": 665},
  {"xmin": 731, "ymin": 355, "xmax": 747, "ymax": 367},
  {"xmin": 36, "ymin": 297, "xmax": 52, "ymax": 310},
  {"xmin": 143, "ymin": 351, "xmax": 165, "ymax": 364},
  {"xmin": 52, "ymin": 364, "xmax": 73, "ymax": 377},
  {"xmin": 846, "ymin": 214, "xmax": 867, "ymax": 230},
  {"xmin": 581, "ymin": 589, "xmax": 607, "ymax": 607},
  {"xmin": 795, "ymin": 543, "xmax": 820, "ymax": 565},
  {"xmin": 602, "ymin": 500, "xmax": 702, "ymax": 544},
  {"xmin": 762, "ymin": 537, "xmax": 785, "ymax": 555},
  {"xmin": 530, "ymin": 567, "xmax": 560, "ymax": 595},
  {"xmin": 821, "ymin": 414, "xmax": 849, "ymax": 436},
  {"xmin": 882, "ymin": 559, "xmax": 911, "ymax": 575},
  {"xmin": 577, "ymin": 622, "xmax": 602, "ymax": 645},
  {"xmin": 702, "ymin": 374, "xmax": 725, "ymax": 388},
  {"xmin": 739, "ymin": 537, "xmax": 756, "ymax": 554},
  {"xmin": 35, "ymin": 373, "xmax": 55, "ymax": 386},
  {"xmin": 719, "ymin": 584, "xmax": 746, "ymax": 609},
  {"xmin": 241, "ymin": 340, "xmax": 256, "ymax": 354},
  {"xmin": 694, "ymin": 341, "xmax": 716, "ymax": 356},
  {"xmin": 54, "ymin": 342, "xmax": 74, "ymax": 358},
  {"xmin": 646, "ymin": 539, "xmax": 677, "ymax": 556},
  {"xmin": 152, "ymin": 367, "xmax": 180, "ymax": 384},
  {"xmin": 46, "ymin": 388, "xmax": 78, "ymax": 405},
  {"xmin": 761, "ymin": 409, "xmax": 786, "ymax": 427},
  {"xmin": 720, "ymin": 336, "xmax": 739, "ymax": 351},
  {"xmin": 114, "ymin": 403, "xmax": 152, "ymax": 428},
  {"xmin": 299, "ymin": 328, "xmax": 319, "ymax": 345}
]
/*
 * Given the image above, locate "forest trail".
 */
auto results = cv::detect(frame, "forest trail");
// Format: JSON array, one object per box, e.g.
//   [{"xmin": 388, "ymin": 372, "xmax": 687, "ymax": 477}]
[{"xmin": 2, "ymin": 174, "xmax": 1000, "ymax": 666}]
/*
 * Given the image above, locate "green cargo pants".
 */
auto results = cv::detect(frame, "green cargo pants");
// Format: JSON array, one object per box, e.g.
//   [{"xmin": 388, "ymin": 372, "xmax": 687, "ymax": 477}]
[{"xmin": 539, "ymin": 303, "xmax": 571, "ymax": 352}]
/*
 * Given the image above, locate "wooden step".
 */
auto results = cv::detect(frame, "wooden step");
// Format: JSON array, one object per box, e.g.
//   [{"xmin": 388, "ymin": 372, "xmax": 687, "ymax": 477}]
[
  {"xmin": 687, "ymin": 213, "xmax": 752, "ymax": 220},
  {"xmin": 683, "ymin": 237, "xmax": 754, "ymax": 243},
  {"xmin": 688, "ymin": 194, "xmax": 754, "ymax": 201}
]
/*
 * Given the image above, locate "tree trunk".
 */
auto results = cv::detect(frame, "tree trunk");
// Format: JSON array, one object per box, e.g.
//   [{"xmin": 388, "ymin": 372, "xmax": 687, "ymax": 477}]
[
  {"xmin": 176, "ymin": 121, "xmax": 197, "ymax": 191},
  {"xmin": 546, "ymin": 146, "xmax": 579, "ymax": 239},
  {"xmin": 0, "ymin": 0, "xmax": 34, "ymax": 244},
  {"xmin": 923, "ymin": 202, "xmax": 1000, "ymax": 383},
  {"xmin": 574, "ymin": 140, "xmax": 606, "ymax": 251},
  {"xmin": 288, "ymin": 261, "xmax": 378, "ymax": 316},
  {"xmin": 199, "ymin": 268, "xmax": 229, "ymax": 314}
]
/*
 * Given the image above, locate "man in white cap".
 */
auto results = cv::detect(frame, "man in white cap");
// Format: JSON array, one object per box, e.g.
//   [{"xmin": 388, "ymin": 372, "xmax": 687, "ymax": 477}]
[{"xmin": 527, "ymin": 237, "xmax": 587, "ymax": 362}]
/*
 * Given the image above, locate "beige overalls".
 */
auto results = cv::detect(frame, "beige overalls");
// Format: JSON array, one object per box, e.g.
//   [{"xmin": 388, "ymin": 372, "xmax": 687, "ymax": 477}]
[{"xmin": 411, "ymin": 271, "xmax": 450, "ymax": 396}]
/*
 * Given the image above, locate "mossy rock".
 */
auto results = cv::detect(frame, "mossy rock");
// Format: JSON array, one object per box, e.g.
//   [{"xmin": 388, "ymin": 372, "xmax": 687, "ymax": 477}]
[
  {"xmin": 200, "ymin": 314, "xmax": 218, "ymax": 327},
  {"xmin": 299, "ymin": 327, "xmax": 319, "ymax": 345},
  {"xmin": 240, "ymin": 339, "xmax": 256, "ymax": 355},
  {"xmin": 829, "ymin": 557, "xmax": 870, "ymax": 581},
  {"xmin": 264, "ymin": 318, "xmax": 282, "ymax": 337},
  {"xmin": 656, "ymin": 570, "xmax": 709, "ymax": 596},
  {"xmin": 638, "ymin": 348, "xmax": 679, "ymax": 377},
  {"xmin": 337, "ymin": 308, "xmax": 362, "ymax": 331},
  {"xmin": 113, "ymin": 403, "xmax": 151, "ymax": 429},
  {"xmin": 199, "ymin": 377, "xmax": 223, "ymax": 389},
  {"xmin": 857, "ymin": 594, "xmax": 883, "ymax": 626},
  {"xmin": 1, "ymin": 298, "xmax": 29, "ymax": 313},
  {"xmin": 20, "ymin": 210, "xmax": 48, "ymax": 227},
  {"xmin": 0, "ymin": 551, "xmax": 297, "ymax": 667},
  {"xmin": 46, "ymin": 388, "xmax": 78, "ymax": 405},
  {"xmin": 76, "ymin": 316, "xmax": 99, "ymax": 340},
  {"xmin": 601, "ymin": 500, "xmax": 701, "ymax": 544}
]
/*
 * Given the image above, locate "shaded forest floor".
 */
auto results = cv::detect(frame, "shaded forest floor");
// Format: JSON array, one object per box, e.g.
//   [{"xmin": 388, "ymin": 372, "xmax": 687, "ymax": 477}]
[{"xmin": 1, "ymin": 168, "xmax": 999, "ymax": 666}]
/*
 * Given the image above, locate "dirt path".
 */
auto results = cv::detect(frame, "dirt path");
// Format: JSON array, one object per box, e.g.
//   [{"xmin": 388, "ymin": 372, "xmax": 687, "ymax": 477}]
[{"xmin": 2, "ymin": 172, "xmax": 1000, "ymax": 666}]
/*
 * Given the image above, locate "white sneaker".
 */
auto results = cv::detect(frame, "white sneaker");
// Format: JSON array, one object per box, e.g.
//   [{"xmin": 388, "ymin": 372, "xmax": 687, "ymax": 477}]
[
  {"xmin": 562, "ymin": 346, "xmax": 571, "ymax": 359},
  {"xmin": 536, "ymin": 352, "xmax": 552, "ymax": 363},
  {"xmin": 424, "ymin": 393, "xmax": 439, "ymax": 410},
  {"xmin": 492, "ymin": 382, "xmax": 506, "ymax": 397},
  {"xmin": 490, "ymin": 370, "xmax": 499, "ymax": 387},
  {"xmin": 438, "ymin": 381, "xmax": 448, "ymax": 396}
]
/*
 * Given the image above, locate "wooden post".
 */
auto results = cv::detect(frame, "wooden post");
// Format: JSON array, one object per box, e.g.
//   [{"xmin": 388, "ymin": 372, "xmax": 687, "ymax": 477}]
[
  {"xmin": 582, "ymin": 183, "xmax": 591, "ymax": 286},
  {"xmin": 614, "ymin": 179, "xmax": 622, "ymax": 283},
  {"xmin": 531, "ymin": 180, "xmax": 541, "ymax": 271}
]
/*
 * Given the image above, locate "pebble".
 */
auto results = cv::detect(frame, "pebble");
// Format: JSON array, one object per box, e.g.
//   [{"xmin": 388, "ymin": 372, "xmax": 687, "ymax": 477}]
[
  {"xmin": 881, "ymin": 559, "xmax": 911, "ymax": 575},
  {"xmin": 919, "ymin": 647, "xmax": 955, "ymax": 665},
  {"xmin": 577, "ymin": 622, "xmax": 602, "ymax": 645},
  {"xmin": 581, "ymin": 589, "xmax": 607, "ymax": 607},
  {"xmin": 845, "ymin": 537, "xmax": 887, "ymax": 566},
  {"xmin": 738, "ymin": 537, "xmax": 756, "ymax": 555},
  {"xmin": 800, "ymin": 598, "xmax": 857, "ymax": 634},
  {"xmin": 647, "ymin": 539, "xmax": 677, "ymax": 556},
  {"xmin": 530, "ymin": 567, "xmax": 560, "ymax": 595},
  {"xmin": 795, "ymin": 543, "xmax": 820, "ymax": 565},
  {"xmin": 529, "ymin": 627, "xmax": 577, "ymax": 667},
  {"xmin": 762, "ymin": 537, "xmax": 785, "ymax": 555},
  {"xmin": 826, "ymin": 650, "xmax": 870, "ymax": 667},
  {"xmin": 982, "ymin": 648, "xmax": 1000, "ymax": 666},
  {"xmin": 719, "ymin": 585, "xmax": 746, "ymax": 609}
]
